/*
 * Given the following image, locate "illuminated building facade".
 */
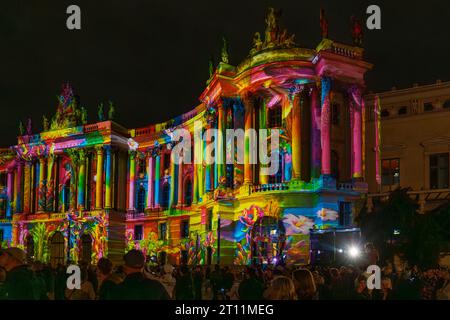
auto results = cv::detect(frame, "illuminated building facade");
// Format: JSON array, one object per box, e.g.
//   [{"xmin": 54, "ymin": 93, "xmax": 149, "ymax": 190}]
[{"xmin": 0, "ymin": 9, "xmax": 372, "ymax": 266}]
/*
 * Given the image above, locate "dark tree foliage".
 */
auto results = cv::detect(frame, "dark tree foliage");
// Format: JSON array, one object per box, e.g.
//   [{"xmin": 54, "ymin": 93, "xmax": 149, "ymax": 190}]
[{"xmin": 358, "ymin": 188, "xmax": 449, "ymax": 267}]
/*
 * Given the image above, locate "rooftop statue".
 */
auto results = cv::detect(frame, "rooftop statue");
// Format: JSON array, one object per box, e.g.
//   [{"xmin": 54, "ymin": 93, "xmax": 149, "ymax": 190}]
[
  {"xmin": 250, "ymin": 7, "xmax": 296, "ymax": 55},
  {"xmin": 50, "ymin": 83, "xmax": 82, "ymax": 131},
  {"xmin": 18, "ymin": 120, "xmax": 24, "ymax": 136},
  {"xmin": 98, "ymin": 103, "xmax": 105, "ymax": 122},
  {"xmin": 43, "ymin": 115, "xmax": 49, "ymax": 132},
  {"xmin": 26, "ymin": 118, "xmax": 32, "ymax": 136},
  {"xmin": 221, "ymin": 37, "xmax": 229, "ymax": 64},
  {"xmin": 320, "ymin": 8, "xmax": 329, "ymax": 38},
  {"xmin": 108, "ymin": 101, "xmax": 115, "ymax": 120},
  {"xmin": 351, "ymin": 16, "xmax": 363, "ymax": 46}
]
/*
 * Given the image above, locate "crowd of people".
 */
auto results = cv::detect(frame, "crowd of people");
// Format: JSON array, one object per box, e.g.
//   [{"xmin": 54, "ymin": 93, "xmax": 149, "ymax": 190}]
[{"xmin": 1, "ymin": 246, "xmax": 449, "ymax": 300}]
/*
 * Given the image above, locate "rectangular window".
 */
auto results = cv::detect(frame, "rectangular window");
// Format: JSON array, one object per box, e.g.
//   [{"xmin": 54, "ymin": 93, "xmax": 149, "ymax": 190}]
[
  {"xmin": 381, "ymin": 159, "xmax": 400, "ymax": 188},
  {"xmin": 0, "ymin": 229, "xmax": 4, "ymax": 243},
  {"xmin": 180, "ymin": 220, "xmax": 189, "ymax": 239},
  {"xmin": 430, "ymin": 153, "xmax": 449, "ymax": 189},
  {"xmin": 339, "ymin": 202, "xmax": 352, "ymax": 227},
  {"xmin": 134, "ymin": 225, "xmax": 143, "ymax": 241},
  {"xmin": 331, "ymin": 103, "xmax": 340, "ymax": 125},
  {"xmin": 164, "ymin": 153, "xmax": 170, "ymax": 171},
  {"xmin": 268, "ymin": 104, "xmax": 282, "ymax": 128},
  {"xmin": 159, "ymin": 222, "xmax": 167, "ymax": 241}
]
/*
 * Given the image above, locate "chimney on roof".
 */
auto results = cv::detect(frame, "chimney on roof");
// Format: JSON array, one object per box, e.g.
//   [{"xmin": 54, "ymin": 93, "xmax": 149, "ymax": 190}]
[
  {"xmin": 413, "ymin": 83, "xmax": 419, "ymax": 88},
  {"xmin": 436, "ymin": 79, "xmax": 442, "ymax": 84},
  {"xmin": 391, "ymin": 86, "xmax": 397, "ymax": 91}
]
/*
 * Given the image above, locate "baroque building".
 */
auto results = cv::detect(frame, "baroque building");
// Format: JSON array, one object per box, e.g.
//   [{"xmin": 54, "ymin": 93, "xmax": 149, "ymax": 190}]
[{"xmin": 0, "ymin": 9, "xmax": 372, "ymax": 266}]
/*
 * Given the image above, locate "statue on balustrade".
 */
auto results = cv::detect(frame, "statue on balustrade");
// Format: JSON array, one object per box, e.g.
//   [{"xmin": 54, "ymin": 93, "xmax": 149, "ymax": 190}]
[
  {"xmin": 108, "ymin": 101, "xmax": 115, "ymax": 120},
  {"xmin": 351, "ymin": 16, "xmax": 363, "ymax": 46}
]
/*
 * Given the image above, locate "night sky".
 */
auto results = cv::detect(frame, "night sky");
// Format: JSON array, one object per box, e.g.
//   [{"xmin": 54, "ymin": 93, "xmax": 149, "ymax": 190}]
[{"xmin": 1, "ymin": 0, "xmax": 449, "ymax": 145}]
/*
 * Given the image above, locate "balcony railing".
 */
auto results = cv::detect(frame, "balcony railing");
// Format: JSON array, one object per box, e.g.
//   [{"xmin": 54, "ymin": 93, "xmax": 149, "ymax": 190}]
[{"xmin": 251, "ymin": 183, "xmax": 290, "ymax": 194}]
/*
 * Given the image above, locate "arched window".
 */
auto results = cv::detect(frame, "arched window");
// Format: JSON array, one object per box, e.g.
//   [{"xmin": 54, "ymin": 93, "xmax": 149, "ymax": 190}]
[
  {"xmin": 161, "ymin": 183, "xmax": 170, "ymax": 209},
  {"xmin": 137, "ymin": 185, "xmax": 146, "ymax": 213},
  {"xmin": 184, "ymin": 179, "xmax": 192, "ymax": 206},
  {"xmin": 49, "ymin": 232, "xmax": 65, "ymax": 267},
  {"xmin": 81, "ymin": 233, "xmax": 92, "ymax": 264}
]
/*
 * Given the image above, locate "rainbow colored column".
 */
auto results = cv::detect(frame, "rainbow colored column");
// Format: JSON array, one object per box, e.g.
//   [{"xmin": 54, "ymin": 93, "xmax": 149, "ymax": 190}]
[
  {"xmin": 104, "ymin": 146, "xmax": 112, "ymax": 209},
  {"xmin": 291, "ymin": 93, "xmax": 302, "ymax": 180},
  {"xmin": 177, "ymin": 156, "xmax": 183, "ymax": 205},
  {"xmin": 169, "ymin": 154, "xmax": 176, "ymax": 208},
  {"xmin": 217, "ymin": 104, "xmax": 225, "ymax": 182},
  {"xmin": 77, "ymin": 151, "xmax": 86, "ymax": 210},
  {"xmin": 351, "ymin": 87, "xmax": 363, "ymax": 179},
  {"xmin": 128, "ymin": 151, "xmax": 136, "ymax": 212},
  {"xmin": 321, "ymin": 77, "xmax": 332, "ymax": 176},
  {"xmin": 154, "ymin": 154, "xmax": 161, "ymax": 207},
  {"xmin": 6, "ymin": 170, "xmax": 13, "ymax": 216},
  {"xmin": 146, "ymin": 154, "xmax": 154, "ymax": 209},
  {"xmin": 95, "ymin": 147, "xmax": 104, "ymax": 209},
  {"xmin": 37, "ymin": 157, "xmax": 46, "ymax": 212},
  {"xmin": 244, "ymin": 96, "xmax": 254, "ymax": 184},
  {"xmin": 46, "ymin": 155, "xmax": 55, "ymax": 212},
  {"xmin": 14, "ymin": 161, "xmax": 23, "ymax": 213},
  {"xmin": 259, "ymin": 100, "xmax": 269, "ymax": 184},
  {"xmin": 204, "ymin": 128, "xmax": 212, "ymax": 192},
  {"xmin": 311, "ymin": 87, "xmax": 321, "ymax": 179}
]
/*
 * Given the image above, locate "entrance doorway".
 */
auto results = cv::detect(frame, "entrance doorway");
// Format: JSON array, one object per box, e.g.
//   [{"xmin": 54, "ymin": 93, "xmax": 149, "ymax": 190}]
[{"xmin": 251, "ymin": 217, "xmax": 286, "ymax": 265}]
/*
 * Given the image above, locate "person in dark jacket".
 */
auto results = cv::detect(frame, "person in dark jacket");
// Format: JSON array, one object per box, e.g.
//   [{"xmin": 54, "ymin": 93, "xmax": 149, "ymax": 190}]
[
  {"xmin": 0, "ymin": 248, "xmax": 34, "ymax": 300},
  {"xmin": 111, "ymin": 249, "xmax": 169, "ymax": 300},
  {"xmin": 238, "ymin": 267, "xmax": 264, "ymax": 300}
]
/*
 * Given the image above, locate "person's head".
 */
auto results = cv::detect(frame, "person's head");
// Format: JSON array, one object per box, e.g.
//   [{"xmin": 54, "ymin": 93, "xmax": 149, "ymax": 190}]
[
  {"xmin": 265, "ymin": 276, "xmax": 297, "ymax": 300},
  {"xmin": 123, "ymin": 249, "xmax": 146, "ymax": 275},
  {"xmin": 383, "ymin": 264, "xmax": 393, "ymax": 276},
  {"xmin": 381, "ymin": 277, "xmax": 392, "ymax": 291},
  {"xmin": 292, "ymin": 269, "xmax": 317, "ymax": 300},
  {"xmin": 329, "ymin": 268, "xmax": 340, "ymax": 280},
  {"xmin": 356, "ymin": 275, "xmax": 367, "ymax": 292},
  {"xmin": 0, "ymin": 248, "xmax": 26, "ymax": 271},
  {"xmin": 97, "ymin": 257, "xmax": 113, "ymax": 280}
]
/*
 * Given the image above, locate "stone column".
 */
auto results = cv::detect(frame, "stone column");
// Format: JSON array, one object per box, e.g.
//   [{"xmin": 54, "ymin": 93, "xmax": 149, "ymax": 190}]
[
  {"xmin": 244, "ymin": 96, "xmax": 254, "ymax": 184},
  {"xmin": 14, "ymin": 161, "xmax": 23, "ymax": 213},
  {"xmin": 177, "ymin": 156, "xmax": 183, "ymax": 206},
  {"xmin": 169, "ymin": 153, "xmax": 176, "ymax": 208},
  {"xmin": 77, "ymin": 151, "xmax": 86, "ymax": 210},
  {"xmin": 38, "ymin": 157, "xmax": 46, "ymax": 212},
  {"xmin": 104, "ymin": 146, "xmax": 112, "ymax": 209},
  {"xmin": 310, "ymin": 86, "xmax": 322, "ymax": 179},
  {"xmin": 6, "ymin": 170, "xmax": 13, "ymax": 217},
  {"xmin": 23, "ymin": 162, "xmax": 32, "ymax": 214},
  {"xmin": 349, "ymin": 86, "xmax": 363, "ymax": 179},
  {"xmin": 46, "ymin": 155, "xmax": 55, "ymax": 212},
  {"xmin": 154, "ymin": 154, "xmax": 161, "ymax": 208},
  {"xmin": 321, "ymin": 78, "xmax": 332, "ymax": 175},
  {"xmin": 291, "ymin": 92, "xmax": 302, "ymax": 180},
  {"xmin": 95, "ymin": 147, "xmax": 104, "ymax": 209},
  {"xmin": 146, "ymin": 153, "xmax": 154, "ymax": 209},
  {"xmin": 128, "ymin": 151, "xmax": 136, "ymax": 212}
]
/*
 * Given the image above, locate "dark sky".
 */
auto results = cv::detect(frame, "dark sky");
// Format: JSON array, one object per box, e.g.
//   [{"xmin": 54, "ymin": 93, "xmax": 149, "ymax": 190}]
[{"xmin": 1, "ymin": 0, "xmax": 449, "ymax": 145}]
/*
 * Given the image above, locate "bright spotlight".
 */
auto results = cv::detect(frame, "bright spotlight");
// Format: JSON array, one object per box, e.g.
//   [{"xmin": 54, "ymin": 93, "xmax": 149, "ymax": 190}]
[
  {"xmin": 338, "ymin": 249, "xmax": 344, "ymax": 253},
  {"xmin": 348, "ymin": 246, "xmax": 360, "ymax": 258}
]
